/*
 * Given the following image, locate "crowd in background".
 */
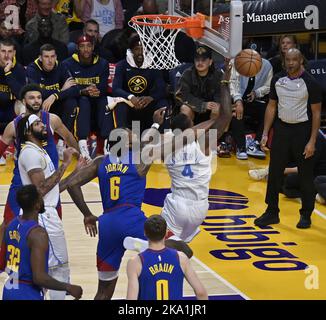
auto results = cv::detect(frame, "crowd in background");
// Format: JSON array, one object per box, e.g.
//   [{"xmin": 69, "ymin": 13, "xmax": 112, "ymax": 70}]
[{"xmin": 0, "ymin": 0, "xmax": 326, "ymax": 204}]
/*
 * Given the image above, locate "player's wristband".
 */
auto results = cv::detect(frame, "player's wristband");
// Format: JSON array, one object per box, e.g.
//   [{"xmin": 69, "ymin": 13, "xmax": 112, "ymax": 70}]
[
  {"xmin": 128, "ymin": 94, "xmax": 135, "ymax": 100},
  {"xmin": 151, "ymin": 123, "xmax": 160, "ymax": 129}
]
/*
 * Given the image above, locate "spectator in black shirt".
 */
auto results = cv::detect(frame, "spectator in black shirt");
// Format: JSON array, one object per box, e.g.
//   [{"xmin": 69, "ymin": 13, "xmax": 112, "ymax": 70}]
[{"xmin": 23, "ymin": 18, "xmax": 68, "ymax": 66}]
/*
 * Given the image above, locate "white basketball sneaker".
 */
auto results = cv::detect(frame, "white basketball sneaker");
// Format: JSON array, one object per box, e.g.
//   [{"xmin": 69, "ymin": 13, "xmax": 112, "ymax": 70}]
[
  {"xmin": 249, "ymin": 167, "xmax": 269, "ymax": 181},
  {"xmin": 123, "ymin": 236, "xmax": 148, "ymax": 253}
]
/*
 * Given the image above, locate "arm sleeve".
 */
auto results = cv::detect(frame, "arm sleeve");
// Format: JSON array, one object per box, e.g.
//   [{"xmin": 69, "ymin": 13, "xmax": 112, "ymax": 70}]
[
  {"xmin": 53, "ymin": 15, "xmax": 69, "ymax": 44},
  {"xmin": 5, "ymin": 64, "xmax": 26, "ymax": 99},
  {"xmin": 255, "ymin": 67, "xmax": 273, "ymax": 98},
  {"xmin": 269, "ymin": 75, "xmax": 278, "ymax": 101},
  {"xmin": 112, "ymin": 61, "xmax": 130, "ymax": 99},
  {"xmin": 213, "ymin": 70, "xmax": 222, "ymax": 103},
  {"xmin": 229, "ymin": 62, "xmax": 242, "ymax": 102},
  {"xmin": 149, "ymin": 70, "xmax": 167, "ymax": 100},
  {"xmin": 97, "ymin": 61, "xmax": 109, "ymax": 96},
  {"xmin": 57, "ymin": 65, "xmax": 80, "ymax": 99}
]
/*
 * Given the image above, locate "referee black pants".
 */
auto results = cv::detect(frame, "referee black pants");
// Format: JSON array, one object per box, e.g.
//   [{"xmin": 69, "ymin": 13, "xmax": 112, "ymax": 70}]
[{"xmin": 265, "ymin": 120, "xmax": 315, "ymax": 218}]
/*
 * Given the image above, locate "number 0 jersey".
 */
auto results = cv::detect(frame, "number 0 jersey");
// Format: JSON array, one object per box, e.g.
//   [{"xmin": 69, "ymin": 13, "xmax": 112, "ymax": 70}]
[
  {"xmin": 138, "ymin": 247, "xmax": 184, "ymax": 300},
  {"xmin": 98, "ymin": 151, "xmax": 146, "ymax": 211}
]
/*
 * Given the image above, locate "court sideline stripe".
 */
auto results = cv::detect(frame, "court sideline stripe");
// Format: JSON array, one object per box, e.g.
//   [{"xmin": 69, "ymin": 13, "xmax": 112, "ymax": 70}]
[{"xmin": 192, "ymin": 256, "xmax": 251, "ymax": 300}]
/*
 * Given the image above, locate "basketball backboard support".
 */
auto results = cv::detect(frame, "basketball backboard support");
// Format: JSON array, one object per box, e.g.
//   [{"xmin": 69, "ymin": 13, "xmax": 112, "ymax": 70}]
[{"xmin": 168, "ymin": 0, "xmax": 243, "ymax": 58}]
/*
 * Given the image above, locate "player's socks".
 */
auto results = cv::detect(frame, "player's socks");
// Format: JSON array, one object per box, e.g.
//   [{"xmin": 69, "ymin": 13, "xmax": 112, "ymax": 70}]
[{"xmin": 123, "ymin": 236, "xmax": 149, "ymax": 253}]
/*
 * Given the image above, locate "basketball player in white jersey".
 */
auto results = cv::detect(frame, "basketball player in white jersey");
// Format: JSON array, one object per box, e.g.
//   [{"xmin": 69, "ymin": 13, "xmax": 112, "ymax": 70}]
[
  {"xmin": 16, "ymin": 114, "xmax": 91, "ymax": 300},
  {"xmin": 124, "ymin": 62, "xmax": 233, "ymax": 249}
]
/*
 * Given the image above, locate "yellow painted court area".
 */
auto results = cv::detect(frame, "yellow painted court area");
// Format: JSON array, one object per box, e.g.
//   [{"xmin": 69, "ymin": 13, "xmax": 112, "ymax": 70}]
[{"xmin": 1, "ymin": 155, "xmax": 326, "ymax": 300}]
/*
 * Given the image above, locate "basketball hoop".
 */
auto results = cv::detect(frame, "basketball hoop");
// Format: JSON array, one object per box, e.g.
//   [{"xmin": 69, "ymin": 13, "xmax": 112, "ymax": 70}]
[{"xmin": 129, "ymin": 14, "xmax": 205, "ymax": 70}]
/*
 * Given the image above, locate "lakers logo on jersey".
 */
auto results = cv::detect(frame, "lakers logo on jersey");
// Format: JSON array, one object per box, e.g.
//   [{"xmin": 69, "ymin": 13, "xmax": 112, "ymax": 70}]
[{"xmin": 128, "ymin": 76, "xmax": 147, "ymax": 94}]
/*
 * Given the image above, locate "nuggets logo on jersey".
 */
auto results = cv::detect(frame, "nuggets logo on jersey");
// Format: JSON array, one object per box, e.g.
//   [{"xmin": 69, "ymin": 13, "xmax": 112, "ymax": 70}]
[{"xmin": 128, "ymin": 76, "xmax": 147, "ymax": 94}]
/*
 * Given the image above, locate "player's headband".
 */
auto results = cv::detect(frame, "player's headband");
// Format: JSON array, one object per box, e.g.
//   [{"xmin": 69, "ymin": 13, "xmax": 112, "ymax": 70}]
[{"xmin": 26, "ymin": 114, "xmax": 41, "ymax": 130}]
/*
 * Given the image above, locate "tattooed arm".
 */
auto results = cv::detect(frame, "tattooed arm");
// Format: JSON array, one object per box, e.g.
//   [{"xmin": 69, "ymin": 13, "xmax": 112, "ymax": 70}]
[
  {"xmin": 21, "ymin": 147, "xmax": 77, "ymax": 197},
  {"xmin": 65, "ymin": 156, "xmax": 103, "ymax": 236}
]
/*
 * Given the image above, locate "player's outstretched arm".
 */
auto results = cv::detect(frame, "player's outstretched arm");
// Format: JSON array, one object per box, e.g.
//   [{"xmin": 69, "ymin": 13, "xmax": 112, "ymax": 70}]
[
  {"xmin": 29, "ymin": 227, "xmax": 83, "ymax": 299},
  {"xmin": 126, "ymin": 256, "xmax": 142, "ymax": 300},
  {"xmin": 179, "ymin": 252, "xmax": 208, "ymax": 300},
  {"xmin": 66, "ymin": 156, "xmax": 103, "ymax": 237},
  {"xmin": 26, "ymin": 147, "xmax": 77, "ymax": 197}
]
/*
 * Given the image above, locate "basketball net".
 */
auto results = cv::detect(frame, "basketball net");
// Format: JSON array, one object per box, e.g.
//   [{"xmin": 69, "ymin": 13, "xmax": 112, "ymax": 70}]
[{"xmin": 128, "ymin": 16, "xmax": 184, "ymax": 70}]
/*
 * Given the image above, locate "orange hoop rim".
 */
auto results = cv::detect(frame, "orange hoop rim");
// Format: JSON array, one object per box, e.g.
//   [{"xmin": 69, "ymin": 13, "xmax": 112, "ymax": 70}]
[{"xmin": 130, "ymin": 14, "xmax": 187, "ymax": 29}]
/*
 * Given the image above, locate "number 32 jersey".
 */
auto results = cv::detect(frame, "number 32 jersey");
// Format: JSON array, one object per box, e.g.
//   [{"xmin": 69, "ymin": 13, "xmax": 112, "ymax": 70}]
[{"xmin": 166, "ymin": 141, "xmax": 212, "ymax": 201}]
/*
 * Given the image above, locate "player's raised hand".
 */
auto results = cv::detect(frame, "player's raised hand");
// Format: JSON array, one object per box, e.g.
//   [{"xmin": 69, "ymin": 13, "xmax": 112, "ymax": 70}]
[
  {"xmin": 153, "ymin": 107, "xmax": 167, "ymax": 125},
  {"xmin": 84, "ymin": 214, "xmax": 98, "ymax": 237},
  {"xmin": 66, "ymin": 284, "xmax": 83, "ymax": 300}
]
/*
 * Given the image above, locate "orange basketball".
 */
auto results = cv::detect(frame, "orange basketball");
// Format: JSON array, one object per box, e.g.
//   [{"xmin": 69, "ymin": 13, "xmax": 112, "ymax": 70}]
[{"xmin": 234, "ymin": 49, "xmax": 262, "ymax": 77}]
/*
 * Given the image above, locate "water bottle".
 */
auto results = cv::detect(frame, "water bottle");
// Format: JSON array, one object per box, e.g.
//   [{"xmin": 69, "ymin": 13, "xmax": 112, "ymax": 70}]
[{"xmin": 89, "ymin": 134, "xmax": 97, "ymax": 159}]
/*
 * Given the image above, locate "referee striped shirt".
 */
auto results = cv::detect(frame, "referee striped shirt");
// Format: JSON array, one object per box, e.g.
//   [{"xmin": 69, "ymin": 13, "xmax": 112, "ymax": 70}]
[{"xmin": 270, "ymin": 70, "xmax": 322, "ymax": 124}]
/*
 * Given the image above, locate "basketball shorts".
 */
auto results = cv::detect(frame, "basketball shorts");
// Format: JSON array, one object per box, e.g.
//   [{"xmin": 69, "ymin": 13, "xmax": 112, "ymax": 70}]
[
  {"xmin": 2, "ymin": 282, "xmax": 44, "ymax": 300},
  {"xmin": 97, "ymin": 205, "xmax": 147, "ymax": 272},
  {"xmin": 161, "ymin": 193, "xmax": 209, "ymax": 243},
  {"xmin": 38, "ymin": 207, "xmax": 68, "ymax": 269}
]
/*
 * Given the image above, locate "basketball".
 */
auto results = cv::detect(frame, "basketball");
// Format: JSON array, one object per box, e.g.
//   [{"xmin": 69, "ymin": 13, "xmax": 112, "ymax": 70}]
[{"xmin": 234, "ymin": 49, "xmax": 262, "ymax": 77}]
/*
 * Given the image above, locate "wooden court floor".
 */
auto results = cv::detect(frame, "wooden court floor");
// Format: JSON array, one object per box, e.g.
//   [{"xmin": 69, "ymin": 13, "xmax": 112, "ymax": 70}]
[{"xmin": 1, "ymin": 154, "xmax": 326, "ymax": 300}]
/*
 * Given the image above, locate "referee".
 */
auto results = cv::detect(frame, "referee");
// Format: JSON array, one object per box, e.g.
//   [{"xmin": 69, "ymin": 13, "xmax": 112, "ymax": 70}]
[{"xmin": 255, "ymin": 48, "xmax": 322, "ymax": 229}]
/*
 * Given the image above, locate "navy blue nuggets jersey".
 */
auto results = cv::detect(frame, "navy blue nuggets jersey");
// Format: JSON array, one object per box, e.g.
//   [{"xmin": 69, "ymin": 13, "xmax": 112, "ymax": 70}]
[
  {"xmin": 138, "ymin": 248, "xmax": 184, "ymax": 300},
  {"xmin": 3, "ymin": 217, "xmax": 48, "ymax": 300},
  {"xmin": 98, "ymin": 151, "xmax": 146, "ymax": 210}
]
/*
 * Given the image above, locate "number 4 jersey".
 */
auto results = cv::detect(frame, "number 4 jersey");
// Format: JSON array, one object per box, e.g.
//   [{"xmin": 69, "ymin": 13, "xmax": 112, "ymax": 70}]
[{"xmin": 166, "ymin": 140, "xmax": 212, "ymax": 201}]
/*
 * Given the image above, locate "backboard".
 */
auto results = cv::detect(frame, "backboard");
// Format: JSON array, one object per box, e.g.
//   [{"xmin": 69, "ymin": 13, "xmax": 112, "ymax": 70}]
[{"xmin": 168, "ymin": 0, "xmax": 243, "ymax": 58}]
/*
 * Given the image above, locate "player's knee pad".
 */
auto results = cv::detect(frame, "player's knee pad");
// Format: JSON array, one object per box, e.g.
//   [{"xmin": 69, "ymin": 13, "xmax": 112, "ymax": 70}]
[{"xmin": 98, "ymin": 271, "xmax": 119, "ymax": 281}]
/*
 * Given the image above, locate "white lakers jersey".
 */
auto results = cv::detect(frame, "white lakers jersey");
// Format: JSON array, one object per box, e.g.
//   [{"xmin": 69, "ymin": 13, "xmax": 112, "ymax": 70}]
[
  {"xmin": 166, "ymin": 140, "xmax": 212, "ymax": 201},
  {"xmin": 18, "ymin": 142, "xmax": 59, "ymax": 207}
]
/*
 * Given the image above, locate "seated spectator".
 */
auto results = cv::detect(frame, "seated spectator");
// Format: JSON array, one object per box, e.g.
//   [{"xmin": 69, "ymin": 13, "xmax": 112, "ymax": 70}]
[
  {"xmin": 55, "ymin": 0, "xmax": 84, "ymax": 31},
  {"xmin": 25, "ymin": 0, "xmax": 69, "ymax": 44},
  {"xmin": 76, "ymin": 0, "xmax": 124, "ymax": 38},
  {"xmin": 112, "ymin": 34, "xmax": 168, "ymax": 133},
  {"xmin": 229, "ymin": 58, "xmax": 273, "ymax": 160},
  {"xmin": 269, "ymin": 35, "xmax": 297, "ymax": 75},
  {"xmin": 120, "ymin": 0, "xmax": 142, "ymax": 27},
  {"xmin": 175, "ymin": 45, "xmax": 222, "ymax": 124},
  {"xmin": 0, "ymin": 39, "xmax": 26, "ymax": 165},
  {"xmin": 68, "ymin": 19, "xmax": 115, "ymax": 61},
  {"xmin": 23, "ymin": 17, "xmax": 68, "ymax": 66},
  {"xmin": 26, "ymin": 44, "xmax": 79, "ymax": 158},
  {"xmin": 63, "ymin": 35, "xmax": 112, "ymax": 159}
]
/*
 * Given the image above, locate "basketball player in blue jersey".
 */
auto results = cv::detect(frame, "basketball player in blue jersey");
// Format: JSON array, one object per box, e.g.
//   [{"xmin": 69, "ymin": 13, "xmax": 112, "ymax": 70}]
[
  {"xmin": 0, "ymin": 84, "xmax": 80, "ymax": 225},
  {"xmin": 66, "ymin": 103, "xmax": 224, "ymax": 300},
  {"xmin": 0, "ymin": 185, "xmax": 83, "ymax": 300},
  {"xmin": 126, "ymin": 215, "xmax": 207, "ymax": 300}
]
